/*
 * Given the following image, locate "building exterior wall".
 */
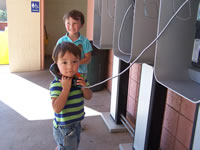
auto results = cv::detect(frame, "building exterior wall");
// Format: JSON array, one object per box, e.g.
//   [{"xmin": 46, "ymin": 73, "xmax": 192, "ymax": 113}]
[
  {"xmin": 160, "ymin": 90, "xmax": 196, "ymax": 150},
  {"xmin": 127, "ymin": 66, "xmax": 197, "ymax": 150},
  {"xmin": 6, "ymin": 0, "xmax": 40, "ymax": 72},
  {"xmin": 126, "ymin": 64, "xmax": 141, "ymax": 128},
  {"xmin": 86, "ymin": 0, "xmax": 94, "ymax": 41}
]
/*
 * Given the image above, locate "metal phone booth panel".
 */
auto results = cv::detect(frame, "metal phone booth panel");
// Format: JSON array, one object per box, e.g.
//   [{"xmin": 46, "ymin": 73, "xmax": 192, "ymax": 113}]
[
  {"xmin": 154, "ymin": 0, "xmax": 200, "ymax": 103},
  {"xmin": 93, "ymin": 0, "xmax": 115, "ymax": 49},
  {"xmin": 113, "ymin": 0, "xmax": 159, "ymax": 64}
]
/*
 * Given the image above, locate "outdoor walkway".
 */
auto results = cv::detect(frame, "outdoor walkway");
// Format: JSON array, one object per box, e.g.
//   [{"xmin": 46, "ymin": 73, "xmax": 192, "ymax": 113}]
[{"xmin": 0, "ymin": 65, "xmax": 132, "ymax": 150}]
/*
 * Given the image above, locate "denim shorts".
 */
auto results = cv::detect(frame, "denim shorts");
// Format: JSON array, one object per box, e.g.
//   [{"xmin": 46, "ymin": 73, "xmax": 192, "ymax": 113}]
[{"xmin": 53, "ymin": 122, "xmax": 81, "ymax": 150}]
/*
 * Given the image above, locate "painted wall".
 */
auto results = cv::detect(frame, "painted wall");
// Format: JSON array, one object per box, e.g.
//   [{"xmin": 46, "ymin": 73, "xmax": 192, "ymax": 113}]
[
  {"xmin": 44, "ymin": 0, "xmax": 87, "ymax": 55},
  {"xmin": 86, "ymin": 0, "xmax": 94, "ymax": 41},
  {"xmin": 6, "ymin": 0, "xmax": 40, "ymax": 72}
]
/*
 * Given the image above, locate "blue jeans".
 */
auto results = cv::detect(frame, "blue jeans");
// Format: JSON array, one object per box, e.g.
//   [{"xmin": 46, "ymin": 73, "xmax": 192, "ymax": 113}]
[{"xmin": 53, "ymin": 122, "xmax": 81, "ymax": 150}]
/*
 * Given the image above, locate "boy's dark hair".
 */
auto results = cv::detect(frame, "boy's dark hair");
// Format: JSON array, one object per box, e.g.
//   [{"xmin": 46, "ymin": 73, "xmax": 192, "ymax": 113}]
[
  {"xmin": 63, "ymin": 9, "xmax": 85, "ymax": 25},
  {"xmin": 52, "ymin": 42, "xmax": 81, "ymax": 63}
]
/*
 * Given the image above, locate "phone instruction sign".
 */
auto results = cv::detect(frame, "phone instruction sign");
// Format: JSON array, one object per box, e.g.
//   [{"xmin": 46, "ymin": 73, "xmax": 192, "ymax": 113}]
[{"xmin": 31, "ymin": 1, "xmax": 40, "ymax": 13}]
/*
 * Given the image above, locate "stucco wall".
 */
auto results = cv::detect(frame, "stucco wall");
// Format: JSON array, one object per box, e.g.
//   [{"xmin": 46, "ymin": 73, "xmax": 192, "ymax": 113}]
[
  {"xmin": 86, "ymin": 0, "xmax": 94, "ymax": 41},
  {"xmin": 44, "ymin": 0, "xmax": 87, "ymax": 55},
  {"xmin": 6, "ymin": 0, "xmax": 40, "ymax": 72}
]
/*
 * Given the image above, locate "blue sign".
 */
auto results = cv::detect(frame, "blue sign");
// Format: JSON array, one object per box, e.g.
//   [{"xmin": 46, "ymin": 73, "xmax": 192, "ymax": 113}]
[{"xmin": 31, "ymin": 1, "xmax": 40, "ymax": 13}]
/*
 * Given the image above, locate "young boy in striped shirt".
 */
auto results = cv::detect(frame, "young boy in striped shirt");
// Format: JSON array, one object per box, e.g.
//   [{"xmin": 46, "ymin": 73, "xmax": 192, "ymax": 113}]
[{"xmin": 50, "ymin": 42, "xmax": 92, "ymax": 150}]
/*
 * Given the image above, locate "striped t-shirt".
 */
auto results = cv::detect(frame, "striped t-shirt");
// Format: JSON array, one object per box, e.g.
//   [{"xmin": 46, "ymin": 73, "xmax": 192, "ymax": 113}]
[{"xmin": 50, "ymin": 77, "xmax": 87, "ymax": 128}]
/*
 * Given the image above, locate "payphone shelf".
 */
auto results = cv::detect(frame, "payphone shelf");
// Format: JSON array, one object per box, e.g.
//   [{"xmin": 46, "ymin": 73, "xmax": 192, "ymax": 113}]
[{"xmin": 155, "ymin": 77, "xmax": 200, "ymax": 103}]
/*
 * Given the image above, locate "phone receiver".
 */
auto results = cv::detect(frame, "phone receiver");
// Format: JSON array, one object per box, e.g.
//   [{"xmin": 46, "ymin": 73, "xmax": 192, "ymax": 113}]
[
  {"xmin": 50, "ymin": 63, "xmax": 82, "ymax": 88},
  {"xmin": 72, "ymin": 73, "xmax": 82, "ymax": 88},
  {"xmin": 49, "ymin": 63, "xmax": 61, "ymax": 79}
]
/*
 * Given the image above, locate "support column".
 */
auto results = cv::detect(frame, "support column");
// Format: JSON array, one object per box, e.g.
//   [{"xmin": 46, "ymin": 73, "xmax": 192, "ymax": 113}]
[
  {"xmin": 190, "ymin": 104, "xmax": 200, "ymax": 150},
  {"xmin": 101, "ymin": 56, "xmax": 129, "ymax": 132},
  {"xmin": 133, "ymin": 63, "xmax": 167, "ymax": 150}
]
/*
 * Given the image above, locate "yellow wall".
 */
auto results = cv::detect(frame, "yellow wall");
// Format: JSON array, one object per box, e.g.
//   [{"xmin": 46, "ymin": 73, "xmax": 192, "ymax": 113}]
[{"xmin": 6, "ymin": 0, "xmax": 40, "ymax": 72}]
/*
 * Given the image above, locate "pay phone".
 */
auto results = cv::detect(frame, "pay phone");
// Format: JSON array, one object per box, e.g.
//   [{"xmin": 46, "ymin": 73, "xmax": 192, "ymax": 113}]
[{"xmin": 192, "ymin": 3, "xmax": 200, "ymax": 68}]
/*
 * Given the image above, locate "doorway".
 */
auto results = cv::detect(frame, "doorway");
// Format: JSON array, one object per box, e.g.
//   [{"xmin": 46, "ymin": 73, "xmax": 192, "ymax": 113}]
[{"xmin": 41, "ymin": 0, "xmax": 88, "ymax": 70}]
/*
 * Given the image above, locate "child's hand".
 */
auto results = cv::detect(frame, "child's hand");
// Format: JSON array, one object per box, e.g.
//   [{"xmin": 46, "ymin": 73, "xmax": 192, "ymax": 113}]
[
  {"xmin": 77, "ymin": 76, "xmax": 92, "ymax": 100},
  {"xmin": 60, "ymin": 76, "xmax": 72, "ymax": 90},
  {"xmin": 76, "ymin": 76, "xmax": 87, "ymax": 87}
]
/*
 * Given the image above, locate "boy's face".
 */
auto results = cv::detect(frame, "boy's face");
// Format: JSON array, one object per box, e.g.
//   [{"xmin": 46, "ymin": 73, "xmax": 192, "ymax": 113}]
[
  {"xmin": 57, "ymin": 51, "xmax": 80, "ymax": 77},
  {"xmin": 65, "ymin": 17, "xmax": 82, "ymax": 35}
]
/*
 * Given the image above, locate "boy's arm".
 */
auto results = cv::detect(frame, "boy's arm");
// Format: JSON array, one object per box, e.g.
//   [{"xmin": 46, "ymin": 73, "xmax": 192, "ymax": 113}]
[
  {"xmin": 80, "ymin": 52, "xmax": 91, "ymax": 65},
  {"xmin": 76, "ymin": 76, "xmax": 93, "ymax": 100},
  {"xmin": 82, "ymin": 88, "xmax": 92, "ymax": 100},
  {"xmin": 52, "ymin": 77, "xmax": 72, "ymax": 113}
]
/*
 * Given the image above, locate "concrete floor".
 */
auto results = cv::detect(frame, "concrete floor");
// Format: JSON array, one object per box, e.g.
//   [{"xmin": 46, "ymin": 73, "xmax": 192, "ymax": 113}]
[{"xmin": 0, "ymin": 65, "xmax": 132, "ymax": 150}]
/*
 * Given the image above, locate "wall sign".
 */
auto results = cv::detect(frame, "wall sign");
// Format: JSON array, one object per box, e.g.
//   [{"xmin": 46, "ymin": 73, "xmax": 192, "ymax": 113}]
[{"xmin": 31, "ymin": 1, "xmax": 40, "ymax": 13}]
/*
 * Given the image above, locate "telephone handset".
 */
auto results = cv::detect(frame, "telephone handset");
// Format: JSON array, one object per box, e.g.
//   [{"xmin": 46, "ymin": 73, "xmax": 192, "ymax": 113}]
[
  {"xmin": 191, "ymin": 3, "xmax": 200, "ymax": 68},
  {"xmin": 49, "ymin": 63, "xmax": 62, "ymax": 79},
  {"xmin": 49, "ymin": 63, "xmax": 81, "ymax": 87}
]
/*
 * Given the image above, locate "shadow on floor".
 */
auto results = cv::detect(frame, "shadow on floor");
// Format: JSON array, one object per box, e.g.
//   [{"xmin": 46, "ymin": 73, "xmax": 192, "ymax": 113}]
[
  {"xmin": 0, "ymin": 101, "xmax": 55, "ymax": 150},
  {"xmin": 0, "ymin": 65, "xmax": 132, "ymax": 150}
]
